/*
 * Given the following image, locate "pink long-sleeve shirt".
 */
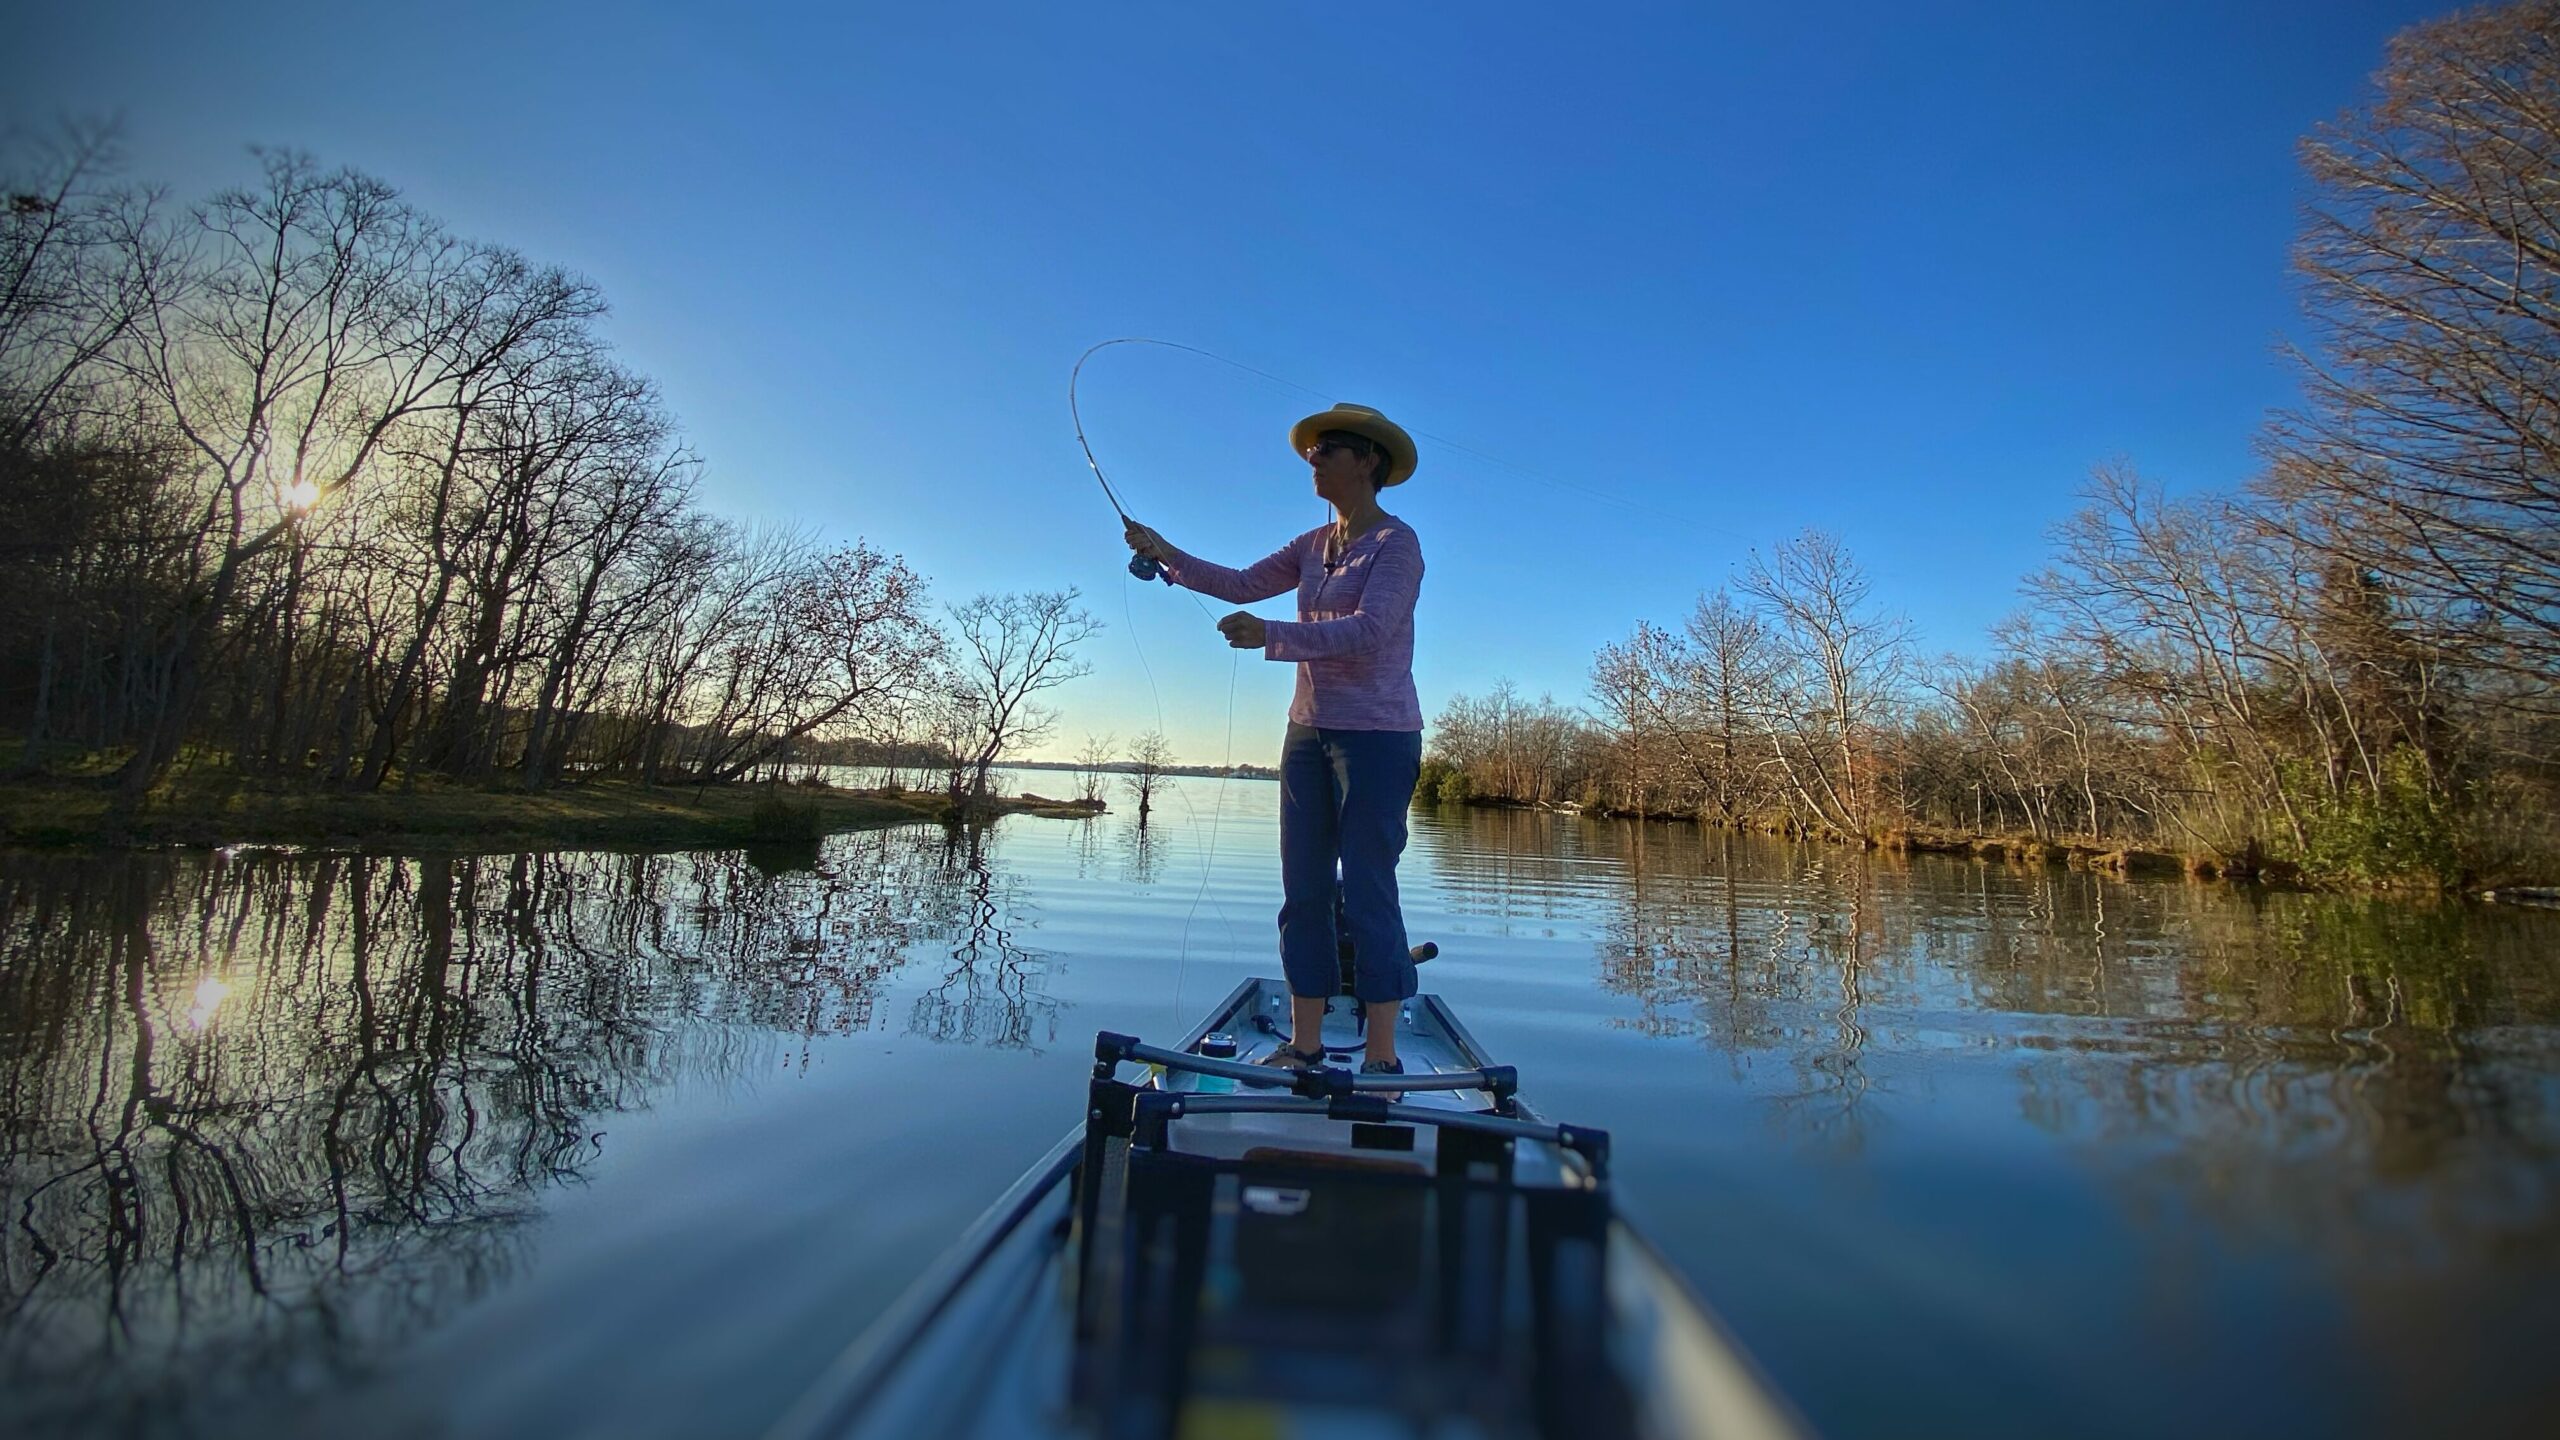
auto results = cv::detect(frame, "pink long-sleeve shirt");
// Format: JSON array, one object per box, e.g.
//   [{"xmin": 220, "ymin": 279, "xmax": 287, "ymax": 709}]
[{"xmin": 1162, "ymin": 516, "xmax": 1425, "ymax": 731}]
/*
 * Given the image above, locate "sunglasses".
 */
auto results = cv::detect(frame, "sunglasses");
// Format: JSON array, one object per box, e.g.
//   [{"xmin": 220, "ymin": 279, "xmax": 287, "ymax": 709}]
[{"xmin": 1304, "ymin": 435, "xmax": 1377, "ymax": 462}]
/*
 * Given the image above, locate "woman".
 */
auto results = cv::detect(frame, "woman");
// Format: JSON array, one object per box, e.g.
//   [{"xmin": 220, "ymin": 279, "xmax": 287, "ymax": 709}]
[{"xmin": 1123, "ymin": 403, "xmax": 1426, "ymax": 1075}]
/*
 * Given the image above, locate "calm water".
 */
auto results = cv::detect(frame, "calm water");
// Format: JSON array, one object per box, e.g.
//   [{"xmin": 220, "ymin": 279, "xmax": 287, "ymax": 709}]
[{"xmin": 3, "ymin": 778, "xmax": 2556, "ymax": 1438}]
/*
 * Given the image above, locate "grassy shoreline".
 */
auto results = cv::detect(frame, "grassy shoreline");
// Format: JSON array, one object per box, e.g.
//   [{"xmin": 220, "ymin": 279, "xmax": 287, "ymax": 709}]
[
  {"xmin": 1457, "ymin": 797, "xmax": 2559, "ymax": 900},
  {"xmin": 0, "ymin": 776, "xmax": 1105, "ymax": 855}
]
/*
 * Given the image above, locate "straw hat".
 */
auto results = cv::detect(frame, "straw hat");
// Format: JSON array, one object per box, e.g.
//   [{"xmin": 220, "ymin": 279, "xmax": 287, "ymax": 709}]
[{"xmin": 1289, "ymin": 404, "xmax": 1418, "ymax": 487}]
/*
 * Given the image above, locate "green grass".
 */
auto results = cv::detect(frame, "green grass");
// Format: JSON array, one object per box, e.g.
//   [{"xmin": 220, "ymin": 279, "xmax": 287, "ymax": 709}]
[{"xmin": 0, "ymin": 773, "xmax": 1097, "ymax": 854}]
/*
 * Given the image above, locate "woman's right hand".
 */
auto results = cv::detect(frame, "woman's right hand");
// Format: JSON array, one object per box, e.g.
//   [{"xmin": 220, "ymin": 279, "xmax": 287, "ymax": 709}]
[{"xmin": 1124, "ymin": 518, "xmax": 1172, "ymax": 562}]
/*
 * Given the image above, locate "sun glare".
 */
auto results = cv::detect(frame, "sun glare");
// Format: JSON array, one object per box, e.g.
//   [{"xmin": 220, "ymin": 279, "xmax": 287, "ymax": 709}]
[
  {"xmin": 186, "ymin": 976, "xmax": 234, "ymax": 1031},
  {"xmin": 283, "ymin": 479, "xmax": 321, "ymax": 511}
]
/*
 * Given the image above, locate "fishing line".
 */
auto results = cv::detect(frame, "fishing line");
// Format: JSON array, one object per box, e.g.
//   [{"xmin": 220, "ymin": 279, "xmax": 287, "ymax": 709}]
[
  {"xmin": 1074, "ymin": 336, "xmax": 1728, "ymax": 1028},
  {"xmin": 1111, "ymin": 567, "xmax": 1241, "ymax": 1030},
  {"xmin": 1073, "ymin": 335, "xmax": 1744, "ymax": 546},
  {"xmin": 1168, "ymin": 646, "xmax": 1241, "ymax": 1027},
  {"xmin": 1078, "ymin": 341, "xmax": 1254, "ymax": 1027}
]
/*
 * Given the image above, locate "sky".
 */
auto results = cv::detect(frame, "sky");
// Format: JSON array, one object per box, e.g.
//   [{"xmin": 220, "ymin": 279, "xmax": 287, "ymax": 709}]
[{"xmin": 8, "ymin": 0, "xmax": 2460, "ymax": 765}]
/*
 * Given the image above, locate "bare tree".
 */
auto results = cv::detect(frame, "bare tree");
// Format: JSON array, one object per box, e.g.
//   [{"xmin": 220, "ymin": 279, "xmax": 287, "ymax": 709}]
[
  {"xmin": 2031, "ymin": 467, "xmax": 2333, "ymax": 853},
  {"xmin": 922, "ymin": 684, "xmax": 977, "ymax": 802},
  {"xmin": 1922, "ymin": 637, "xmax": 2145, "ymax": 845},
  {"xmin": 516, "ymin": 429, "xmax": 699, "ymax": 788},
  {"xmin": 416, "ymin": 351, "xmax": 667, "ymax": 776},
  {"xmin": 2260, "ymin": 0, "xmax": 2560, "ymax": 699},
  {"xmin": 106, "ymin": 151, "xmax": 603, "ymax": 799},
  {"xmin": 1990, "ymin": 615, "xmax": 2132, "ymax": 842},
  {"xmin": 0, "ymin": 141, "xmax": 1120, "ymax": 822},
  {"xmin": 1074, "ymin": 730, "xmax": 1115, "ymax": 806},
  {"xmin": 1590, "ymin": 590, "xmax": 1781, "ymax": 819},
  {"xmin": 1425, "ymin": 679, "xmax": 1594, "ymax": 806},
  {"xmin": 1, "ymin": 123, "xmax": 179, "ymax": 771},
  {"xmin": 1125, "ymin": 729, "xmax": 1172, "ymax": 824},
  {"xmin": 1737, "ymin": 530, "xmax": 1912, "ymax": 839},
  {"xmin": 684, "ymin": 542, "xmax": 941, "ymax": 783},
  {"xmin": 622, "ymin": 520, "xmax": 797, "ymax": 782},
  {"xmin": 943, "ymin": 589, "xmax": 1100, "ymax": 808},
  {"xmin": 0, "ymin": 118, "xmax": 154, "ymax": 448}
]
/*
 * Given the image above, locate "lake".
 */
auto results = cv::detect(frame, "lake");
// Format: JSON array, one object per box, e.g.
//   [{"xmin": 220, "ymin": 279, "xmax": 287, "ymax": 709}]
[{"xmin": 3, "ymin": 776, "xmax": 2555, "ymax": 1438}]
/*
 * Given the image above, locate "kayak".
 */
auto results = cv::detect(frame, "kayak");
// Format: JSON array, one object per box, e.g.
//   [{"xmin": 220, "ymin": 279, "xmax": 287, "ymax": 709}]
[{"xmin": 766, "ymin": 975, "xmax": 1804, "ymax": 1440}]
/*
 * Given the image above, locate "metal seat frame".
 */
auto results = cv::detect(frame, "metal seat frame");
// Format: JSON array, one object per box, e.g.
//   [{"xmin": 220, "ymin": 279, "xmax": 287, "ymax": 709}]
[{"xmin": 1070, "ymin": 1025, "xmax": 1628, "ymax": 1440}]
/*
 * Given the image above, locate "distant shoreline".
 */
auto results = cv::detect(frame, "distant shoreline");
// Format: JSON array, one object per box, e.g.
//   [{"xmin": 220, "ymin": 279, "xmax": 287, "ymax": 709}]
[{"xmin": 1008, "ymin": 759, "xmax": 1279, "ymax": 782}]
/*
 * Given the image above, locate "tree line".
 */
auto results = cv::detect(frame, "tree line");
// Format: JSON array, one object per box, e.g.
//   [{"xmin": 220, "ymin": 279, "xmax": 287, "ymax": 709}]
[
  {"xmin": 0, "ymin": 133, "xmax": 1095, "ymax": 810},
  {"xmin": 1426, "ymin": 3, "xmax": 2560, "ymax": 888}
]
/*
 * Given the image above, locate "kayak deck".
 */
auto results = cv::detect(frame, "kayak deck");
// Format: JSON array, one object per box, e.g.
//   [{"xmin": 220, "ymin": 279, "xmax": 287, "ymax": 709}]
[
  {"xmin": 771, "ymin": 978, "xmax": 1801, "ymax": 1440},
  {"xmin": 1145, "ymin": 981, "xmax": 1575, "ymax": 1182}
]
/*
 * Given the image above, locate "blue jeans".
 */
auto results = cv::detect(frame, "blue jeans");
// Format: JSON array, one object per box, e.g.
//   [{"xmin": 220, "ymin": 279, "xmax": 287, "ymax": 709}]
[{"xmin": 1278, "ymin": 723, "xmax": 1423, "ymax": 1003}]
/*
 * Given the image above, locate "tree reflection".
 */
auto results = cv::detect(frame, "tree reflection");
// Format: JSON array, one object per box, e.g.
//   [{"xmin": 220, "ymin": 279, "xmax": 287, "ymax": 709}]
[
  {"xmin": 1069, "ymin": 813, "xmax": 1106, "ymax": 879},
  {"xmin": 1118, "ymin": 816, "xmax": 1165, "ymax": 886},
  {"xmin": 1587, "ymin": 828, "xmax": 1903, "ymax": 1146},
  {"xmin": 906, "ymin": 826, "xmax": 1059, "ymax": 1050},
  {"xmin": 0, "ymin": 826, "xmax": 1046, "ymax": 1436},
  {"xmin": 1551, "ymin": 812, "xmax": 2560, "ymax": 1324}
]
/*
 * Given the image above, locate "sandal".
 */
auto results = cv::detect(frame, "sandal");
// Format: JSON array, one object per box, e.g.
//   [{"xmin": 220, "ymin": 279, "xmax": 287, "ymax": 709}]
[
  {"xmin": 1359, "ymin": 1058, "xmax": 1406, "ymax": 1076},
  {"xmin": 1257, "ymin": 1043, "xmax": 1326, "ymax": 1070}
]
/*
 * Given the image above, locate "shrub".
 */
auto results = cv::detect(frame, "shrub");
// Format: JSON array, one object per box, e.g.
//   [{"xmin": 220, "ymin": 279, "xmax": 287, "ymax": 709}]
[
  {"xmin": 1437, "ymin": 769, "xmax": 1473, "ymax": 805},
  {"xmin": 2292, "ymin": 749, "xmax": 2465, "ymax": 888},
  {"xmin": 2458, "ymin": 771, "xmax": 2560, "ymax": 888},
  {"xmin": 746, "ymin": 788, "xmax": 825, "ymax": 843}
]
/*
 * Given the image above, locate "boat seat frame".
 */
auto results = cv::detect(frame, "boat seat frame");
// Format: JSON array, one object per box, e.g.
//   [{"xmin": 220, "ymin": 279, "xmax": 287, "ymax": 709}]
[{"xmin": 1069, "ymin": 1029, "xmax": 1630, "ymax": 1440}]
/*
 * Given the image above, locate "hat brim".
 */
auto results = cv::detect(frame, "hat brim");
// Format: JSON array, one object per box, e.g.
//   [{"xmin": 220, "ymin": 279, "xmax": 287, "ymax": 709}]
[{"xmin": 1291, "ymin": 407, "xmax": 1418, "ymax": 486}]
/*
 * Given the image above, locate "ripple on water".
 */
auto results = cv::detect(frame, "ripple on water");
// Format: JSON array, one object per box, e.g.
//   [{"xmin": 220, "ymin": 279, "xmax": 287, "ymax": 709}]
[{"xmin": 1, "ymin": 798, "xmax": 2556, "ymax": 1439}]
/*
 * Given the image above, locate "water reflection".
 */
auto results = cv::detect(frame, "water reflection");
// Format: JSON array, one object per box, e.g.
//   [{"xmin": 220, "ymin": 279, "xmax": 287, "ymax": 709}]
[
  {"xmin": 1117, "ymin": 817, "xmax": 1167, "ymax": 886},
  {"xmin": 0, "ymin": 827, "xmax": 1055, "ymax": 1436},
  {"xmin": 907, "ymin": 828, "xmax": 1060, "ymax": 1050},
  {"xmin": 1568, "ymin": 817, "xmax": 2560, "ymax": 1406},
  {"xmin": 6, "ymin": 795, "xmax": 2559, "ymax": 1439}
]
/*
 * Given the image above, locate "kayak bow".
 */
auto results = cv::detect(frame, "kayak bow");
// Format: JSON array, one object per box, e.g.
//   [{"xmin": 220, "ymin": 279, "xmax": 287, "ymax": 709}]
[{"xmin": 769, "ymin": 976, "xmax": 1803, "ymax": 1440}]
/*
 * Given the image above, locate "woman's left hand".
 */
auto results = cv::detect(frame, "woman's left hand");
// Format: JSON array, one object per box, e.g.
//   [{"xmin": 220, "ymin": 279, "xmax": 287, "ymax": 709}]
[{"xmin": 1216, "ymin": 612, "xmax": 1266, "ymax": 649}]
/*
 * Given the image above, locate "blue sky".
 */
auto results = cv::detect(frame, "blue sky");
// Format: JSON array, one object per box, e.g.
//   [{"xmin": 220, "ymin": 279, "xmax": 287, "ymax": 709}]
[{"xmin": 11, "ymin": 0, "xmax": 2453, "ymax": 764}]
